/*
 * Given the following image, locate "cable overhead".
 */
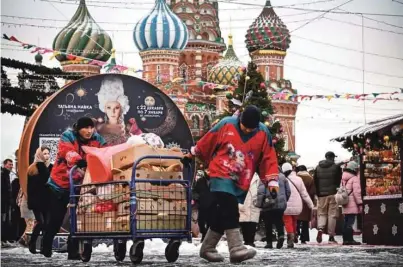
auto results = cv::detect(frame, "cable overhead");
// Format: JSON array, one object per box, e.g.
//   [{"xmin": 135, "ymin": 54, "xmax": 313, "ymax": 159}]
[
  {"xmin": 322, "ymin": 17, "xmax": 403, "ymax": 35},
  {"xmin": 285, "ymin": 63, "xmax": 401, "ymax": 88},
  {"xmin": 3, "ymin": 41, "xmax": 403, "ymax": 81},
  {"xmin": 37, "ymin": 0, "xmax": 403, "ymax": 16},
  {"xmin": 290, "ymin": 0, "xmax": 354, "ymax": 33}
]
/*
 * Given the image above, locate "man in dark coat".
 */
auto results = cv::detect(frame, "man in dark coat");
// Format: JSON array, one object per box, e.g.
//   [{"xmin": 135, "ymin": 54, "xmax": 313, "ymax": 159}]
[
  {"xmin": 1, "ymin": 159, "xmax": 13, "ymax": 246},
  {"xmin": 314, "ymin": 152, "xmax": 342, "ymax": 244},
  {"xmin": 192, "ymin": 170, "xmax": 213, "ymax": 242}
]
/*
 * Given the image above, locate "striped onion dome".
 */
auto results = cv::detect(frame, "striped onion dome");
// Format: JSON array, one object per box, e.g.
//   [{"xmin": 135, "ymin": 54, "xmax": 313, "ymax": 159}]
[
  {"xmin": 208, "ymin": 34, "xmax": 243, "ymax": 86},
  {"xmin": 52, "ymin": 0, "xmax": 113, "ymax": 63},
  {"xmin": 133, "ymin": 0, "xmax": 188, "ymax": 51},
  {"xmin": 245, "ymin": 0, "xmax": 291, "ymax": 53}
]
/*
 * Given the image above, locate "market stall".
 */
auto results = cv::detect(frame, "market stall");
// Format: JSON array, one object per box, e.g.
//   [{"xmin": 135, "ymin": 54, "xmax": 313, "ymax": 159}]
[{"xmin": 332, "ymin": 114, "xmax": 403, "ymax": 246}]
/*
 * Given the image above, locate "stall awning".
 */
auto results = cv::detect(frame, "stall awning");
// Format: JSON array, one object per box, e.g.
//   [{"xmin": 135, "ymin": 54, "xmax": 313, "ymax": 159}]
[{"xmin": 331, "ymin": 113, "xmax": 403, "ymax": 142}]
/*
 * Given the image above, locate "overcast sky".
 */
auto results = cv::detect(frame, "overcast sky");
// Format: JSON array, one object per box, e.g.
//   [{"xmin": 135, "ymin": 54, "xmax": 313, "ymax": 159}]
[{"xmin": 1, "ymin": 0, "xmax": 403, "ymax": 167}]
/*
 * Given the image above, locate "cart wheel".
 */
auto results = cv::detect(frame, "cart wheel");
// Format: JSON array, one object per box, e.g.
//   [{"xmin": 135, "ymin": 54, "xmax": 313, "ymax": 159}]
[
  {"xmin": 165, "ymin": 240, "xmax": 181, "ymax": 263},
  {"xmin": 113, "ymin": 240, "xmax": 127, "ymax": 262},
  {"xmin": 129, "ymin": 240, "xmax": 144, "ymax": 264},
  {"xmin": 79, "ymin": 240, "xmax": 92, "ymax": 263}
]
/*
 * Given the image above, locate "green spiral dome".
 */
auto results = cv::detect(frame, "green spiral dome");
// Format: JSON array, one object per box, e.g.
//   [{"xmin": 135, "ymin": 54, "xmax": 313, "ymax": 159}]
[{"xmin": 52, "ymin": 0, "xmax": 113, "ymax": 64}]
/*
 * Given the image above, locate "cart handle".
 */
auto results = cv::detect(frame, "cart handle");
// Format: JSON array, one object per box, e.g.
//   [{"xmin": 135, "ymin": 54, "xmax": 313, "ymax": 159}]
[{"xmin": 68, "ymin": 165, "xmax": 79, "ymax": 196}]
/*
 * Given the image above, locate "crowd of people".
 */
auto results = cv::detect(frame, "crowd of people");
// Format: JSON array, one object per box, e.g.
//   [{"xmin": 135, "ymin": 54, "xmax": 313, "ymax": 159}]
[
  {"xmin": 1, "ymin": 106, "xmax": 364, "ymax": 264},
  {"xmin": 192, "ymin": 153, "xmax": 363, "ymax": 251},
  {"xmin": 190, "ymin": 105, "xmax": 363, "ymax": 263}
]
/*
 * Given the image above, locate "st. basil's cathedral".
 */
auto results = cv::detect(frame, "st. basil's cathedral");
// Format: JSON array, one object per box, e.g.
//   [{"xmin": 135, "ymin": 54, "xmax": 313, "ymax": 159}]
[{"xmin": 51, "ymin": 0, "xmax": 298, "ymax": 154}]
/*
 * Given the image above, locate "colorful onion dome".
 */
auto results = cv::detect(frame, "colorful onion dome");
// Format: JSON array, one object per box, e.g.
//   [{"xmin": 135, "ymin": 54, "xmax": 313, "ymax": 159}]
[
  {"xmin": 133, "ymin": 0, "xmax": 188, "ymax": 51},
  {"xmin": 208, "ymin": 33, "xmax": 243, "ymax": 86},
  {"xmin": 245, "ymin": 0, "xmax": 291, "ymax": 53},
  {"xmin": 52, "ymin": 0, "xmax": 113, "ymax": 64}
]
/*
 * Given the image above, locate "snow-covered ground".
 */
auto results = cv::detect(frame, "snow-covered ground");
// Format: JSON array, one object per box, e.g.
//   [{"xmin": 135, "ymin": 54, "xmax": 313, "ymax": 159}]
[{"xmin": 2, "ymin": 230, "xmax": 403, "ymax": 267}]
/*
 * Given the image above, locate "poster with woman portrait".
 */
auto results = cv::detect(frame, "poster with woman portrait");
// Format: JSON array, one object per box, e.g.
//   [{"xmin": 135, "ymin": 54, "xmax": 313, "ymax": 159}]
[{"xmin": 28, "ymin": 74, "xmax": 194, "ymax": 164}]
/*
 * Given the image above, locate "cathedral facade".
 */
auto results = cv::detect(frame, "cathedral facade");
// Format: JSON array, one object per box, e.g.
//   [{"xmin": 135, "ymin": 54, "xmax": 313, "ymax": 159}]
[{"xmin": 52, "ymin": 0, "xmax": 298, "ymax": 152}]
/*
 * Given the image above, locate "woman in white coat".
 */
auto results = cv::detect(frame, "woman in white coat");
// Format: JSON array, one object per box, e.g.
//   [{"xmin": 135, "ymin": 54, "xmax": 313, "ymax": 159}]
[
  {"xmin": 239, "ymin": 174, "xmax": 261, "ymax": 247},
  {"xmin": 282, "ymin": 163, "xmax": 314, "ymax": 248}
]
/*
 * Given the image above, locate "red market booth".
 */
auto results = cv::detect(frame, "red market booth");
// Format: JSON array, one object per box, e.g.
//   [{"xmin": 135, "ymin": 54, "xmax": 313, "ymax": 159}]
[{"xmin": 333, "ymin": 114, "xmax": 403, "ymax": 246}]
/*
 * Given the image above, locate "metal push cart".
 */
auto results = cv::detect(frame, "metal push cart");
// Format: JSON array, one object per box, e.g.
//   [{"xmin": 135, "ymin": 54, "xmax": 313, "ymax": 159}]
[{"xmin": 68, "ymin": 155, "xmax": 193, "ymax": 263}]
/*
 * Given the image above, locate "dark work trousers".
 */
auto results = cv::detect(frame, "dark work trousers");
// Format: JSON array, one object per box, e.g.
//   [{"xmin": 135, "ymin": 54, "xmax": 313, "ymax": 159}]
[
  {"xmin": 240, "ymin": 222, "xmax": 258, "ymax": 245},
  {"xmin": 42, "ymin": 188, "xmax": 78, "ymax": 257},
  {"xmin": 262, "ymin": 210, "xmax": 284, "ymax": 243},
  {"xmin": 31, "ymin": 209, "xmax": 48, "ymax": 248},
  {"xmin": 297, "ymin": 220, "xmax": 310, "ymax": 242},
  {"xmin": 209, "ymin": 192, "xmax": 240, "ymax": 235},
  {"xmin": 198, "ymin": 208, "xmax": 210, "ymax": 241}
]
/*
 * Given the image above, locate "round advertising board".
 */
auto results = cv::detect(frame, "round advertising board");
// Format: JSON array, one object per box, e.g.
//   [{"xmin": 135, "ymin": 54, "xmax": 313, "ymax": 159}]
[{"xmin": 18, "ymin": 74, "xmax": 194, "ymax": 196}]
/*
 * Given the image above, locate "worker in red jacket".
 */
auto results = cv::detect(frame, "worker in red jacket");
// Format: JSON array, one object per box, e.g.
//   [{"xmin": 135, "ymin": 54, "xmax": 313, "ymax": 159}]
[
  {"xmin": 42, "ymin": 117, "xmax": 106, "ymax": 258},
  {"xmin": 185, "ymin": 105, "xmax": 279, "ymax": 263}
]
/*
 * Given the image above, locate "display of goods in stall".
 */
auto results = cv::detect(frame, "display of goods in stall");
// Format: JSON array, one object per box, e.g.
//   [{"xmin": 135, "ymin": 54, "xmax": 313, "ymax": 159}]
[
  {"xmin": 364, "ymin": 145, "xmax": 400, "ymax": 163},
  {"xmin": 364, "ymin": 161, "xmax": 402, "ymax": 200}
]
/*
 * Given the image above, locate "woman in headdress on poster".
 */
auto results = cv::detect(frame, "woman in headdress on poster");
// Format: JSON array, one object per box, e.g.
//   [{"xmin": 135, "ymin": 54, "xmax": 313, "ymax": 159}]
[{"xmin": 96, "ymin": 76, "xmax": 142, "ymax": 145}]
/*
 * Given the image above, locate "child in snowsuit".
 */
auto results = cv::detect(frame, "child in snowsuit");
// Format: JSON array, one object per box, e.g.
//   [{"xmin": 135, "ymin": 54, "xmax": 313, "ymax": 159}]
[
  {"xmin": 43, "ymin": 117, "xmax": 106, "ymax": 258},
  {"xmin": 185, "ymin": 105, "xmax": 279, "ymax": 263}
]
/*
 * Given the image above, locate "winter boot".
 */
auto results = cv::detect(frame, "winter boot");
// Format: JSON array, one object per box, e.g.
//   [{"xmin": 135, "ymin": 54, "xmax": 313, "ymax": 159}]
[
  {"xmin": 226, "ymin": 228, "xmax": 256, "ymax": 263},
  {"xmin": 276, "ymin": 235, "xmax": 285, "ymax": 249},
  {"xmin": 264, "ymin": 243, "xmax": 273, "ymax": 249},
  {"xmin": 28, "ymin": 239, "xmax": 37, "ymax": 254},
  {"xmin": 287, "ymin": 233, "xmax": 295, "ymax": 248},
  {"xmin": 316, "ymin": 230, "xmax": 323, "ymax": 243},
  {"xmin": 343, "ymin": 229, "xmax": 361, "ymax": 245},
  {"xmin": 328, "ymin": 236, "xmax": 338, "ymax": 244},
  {"xmin": 199, "ymin": 229, "xmax": 225, "ymax": 262}
]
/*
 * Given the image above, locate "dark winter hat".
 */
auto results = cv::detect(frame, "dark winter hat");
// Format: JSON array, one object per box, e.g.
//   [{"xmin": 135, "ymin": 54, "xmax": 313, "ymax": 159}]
[
  {"xmin": 240, "ymin": 105, "xmax": 261, "ymax": 129},
  {"xmin": 74, "ymin": 116, "xmax": 95, "ymax": 131},
  {"xmin": 296, "ymin": 165, "xmax": 307, "ymax": 172},
  {"xmin": 325, "ymin": 151, "xmax": 337, "ymax": 159}
]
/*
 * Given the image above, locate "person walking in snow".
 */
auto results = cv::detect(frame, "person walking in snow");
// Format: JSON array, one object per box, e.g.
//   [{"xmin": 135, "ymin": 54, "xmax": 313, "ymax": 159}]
[
  {"xmin": 192, "ymin": 169, "xmax": 213, "ymax": 242},
  {"xmin": 239, "ymin": 173, "xmax": 261, "ymax": 247},
  {"xmin": 185, "ymin": 105, "xmax": 279, "ymax": 263},
  {"xmin": 314, "ymin": 152, "xmax": 342, "ymax": 244},
  {"xmin": 43, "ymin": 117, "xmax": 106, "ymax": 258},
  {"xmin": 282, "ymin": 163, "xmax": 314, "ymax": 248},
  {"xmin": 258, "ymin": 170, "xmax": 291, "ymax": 249},
  {"xmin": 296, "ymin": 165, "xmax": 316, "ymax": 244},
  {"xmin": 27, "ymin": 146, "xmax": 53, "ymax": 254},
  {"xmin": 340, "ymin": 161, "xmax": 362, "ymax": 245}
]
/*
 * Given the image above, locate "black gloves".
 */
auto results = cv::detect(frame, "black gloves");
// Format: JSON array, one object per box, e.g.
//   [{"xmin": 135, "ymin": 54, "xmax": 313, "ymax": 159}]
[
  {"xmin": 180, "ymin": 156, "xmax": 192, "ymax": 166},
  {"xmin": 76, "ymin": 159, "xmax": 87, "ymax": 168}
]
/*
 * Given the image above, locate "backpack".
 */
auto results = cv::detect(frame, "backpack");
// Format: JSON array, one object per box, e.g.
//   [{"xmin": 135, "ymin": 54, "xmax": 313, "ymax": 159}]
[{"xmin": 335, "ymin": 181, "xmax": 352, "ymax": 206}]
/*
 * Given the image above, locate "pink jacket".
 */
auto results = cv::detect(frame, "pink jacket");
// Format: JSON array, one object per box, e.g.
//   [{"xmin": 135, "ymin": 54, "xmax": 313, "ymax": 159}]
[
  {"xmin": 341, "ymin": 172, "xmax": 362, "ymax": 215},
  {"xmin": 284, "ymin": 172, "xmax": 314, "ymax": 216}
]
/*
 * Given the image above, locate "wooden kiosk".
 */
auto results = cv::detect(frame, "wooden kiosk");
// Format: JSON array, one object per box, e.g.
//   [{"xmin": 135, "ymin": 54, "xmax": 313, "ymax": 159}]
[{"xmin": 333, "ymin": 114, "xmax": 403, "ymax": 246}]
